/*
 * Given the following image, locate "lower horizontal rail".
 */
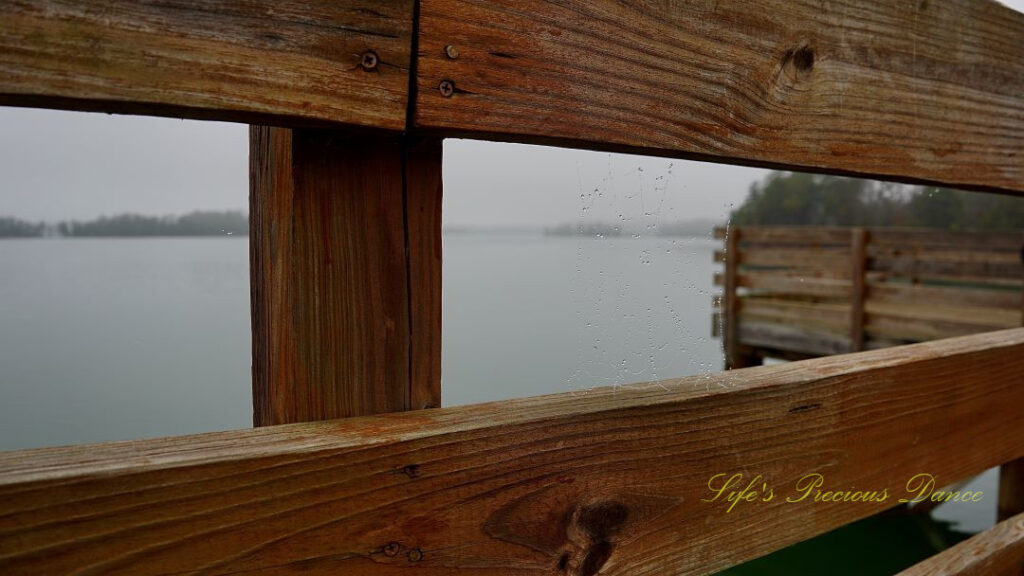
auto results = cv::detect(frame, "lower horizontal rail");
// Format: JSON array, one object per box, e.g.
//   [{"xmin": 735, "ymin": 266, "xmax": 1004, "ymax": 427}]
[
  {"xmin": 1, "ymin": 329, "xmax": 1022, "ymax": 575},
  {"xmin": 895, "ymin": 512, "xmax": 1024, "ymax": 576}
]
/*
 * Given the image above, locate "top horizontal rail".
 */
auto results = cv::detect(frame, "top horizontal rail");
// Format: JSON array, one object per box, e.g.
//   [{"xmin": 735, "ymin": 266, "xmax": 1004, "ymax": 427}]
[
  {"xmin": 1, "ymin": 1, "xmax": 1022, "ymax": 192},
  {"xmin": 0, "ymin": 1, "xmax": 415, "ymax": 130},
  {"xmin": 1, "ymin": 328, "xmax": 1022, "ymax": 574},
  {"xmin": 714, "ymin": 226, "xmax": 1024, "ymax": 249},
  {"xmin": 414, "ymin": 0, "xmax": 1024, "ymax": 193}
]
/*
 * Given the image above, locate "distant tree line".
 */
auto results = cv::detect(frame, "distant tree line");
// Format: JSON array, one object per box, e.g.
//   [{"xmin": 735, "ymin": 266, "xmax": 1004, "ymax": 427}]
[
  {"xmin": 0, "ymin": 217, "xmax": 46, "ymax": 238},
  {"xmin": 0, "ymin": 211, "xmax": 248, "ymax": 238},
  {"xmin": 730, "ymin": 172, "xmax": 1023, "ymax": 229}
]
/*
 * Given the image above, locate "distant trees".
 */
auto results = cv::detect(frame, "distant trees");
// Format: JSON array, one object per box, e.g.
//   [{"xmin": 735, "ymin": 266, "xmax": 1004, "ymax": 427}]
[
  {"xmin": 0, "ymin": 217, "xmax": 45, "ymax": 238},
  {"xmin": 61, "ymin": 211, "xmax": 247, "ymax": 237},
  {"xmin": 730, "ymin": 172, "xmax": 1023, "ymax": 230},
  {"xmin": 0, "ymin": 211, "xmax": 248, "ymax": 238}
]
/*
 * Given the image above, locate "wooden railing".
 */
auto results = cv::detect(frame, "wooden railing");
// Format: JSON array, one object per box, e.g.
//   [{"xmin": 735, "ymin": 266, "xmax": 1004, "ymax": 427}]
[
  {"xmin": 0, "ymin": 1, "xmax": 1022, "ymax": 574},
  {"xmin": 713, "ymin": 226, "xmax": 1024, "ymax": 367}
]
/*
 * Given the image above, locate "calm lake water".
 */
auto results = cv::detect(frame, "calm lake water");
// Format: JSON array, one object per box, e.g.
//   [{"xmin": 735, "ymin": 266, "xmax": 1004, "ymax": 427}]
[
  {"xmin": 0, "ymin": 234, "xmax": 997, "ymax": 569},
  {"xmin": 0, "ymin": 233, "xmax": 725, "ymax": 446}
]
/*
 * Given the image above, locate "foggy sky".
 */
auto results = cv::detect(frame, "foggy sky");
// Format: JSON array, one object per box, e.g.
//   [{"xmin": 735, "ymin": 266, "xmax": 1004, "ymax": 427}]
[
  {"xmin": 0, "ymin": 107, "xmax": 766, "ymax": 227},
  {"xmin": 2, "ymin": 0, "xmax": 1021, "ymax": 226}
]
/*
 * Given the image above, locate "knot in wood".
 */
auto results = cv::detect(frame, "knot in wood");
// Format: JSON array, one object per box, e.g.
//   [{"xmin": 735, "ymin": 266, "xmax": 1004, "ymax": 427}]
[{"xmin": 792, "ymin": 46, "xmax": 815, "ymax": 71}]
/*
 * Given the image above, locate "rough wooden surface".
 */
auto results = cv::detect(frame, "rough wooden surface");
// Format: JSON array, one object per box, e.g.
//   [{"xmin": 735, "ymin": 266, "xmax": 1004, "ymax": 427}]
[
  {"xmin": 416, "ymin": 0, "xmax": 1024, "ymax": 193},
  {"xmin": 250, "ymin": 128, "xmax": 443, "ymax": 424},
  {"xmin": 868, "ymin": 283, "xmax": 1019, "ymax": 311},
  {"xmin": 0, "ymin": 1, "xmax": 413, "ymax": 128},
  {"xmin": 1, "ymin": 329, "xmax": 1021, "ymax": 575},
  {"xmin": 723, "ymin": 229, "xmax": 742, "ymax": 368},
  {"xmin": 251, "ymin": 128, "xmax": 409, "ymax": 424},
  {"xmin": 895, "ymin": 512, "xmax": 1024, "ymax": 576},
  {"xmin": 716, "ymin": 225, "xmax": 1023, "ymax": 358},
  {"xmin": 849, "ymin": 229, "xmax": 868, "ymax": 352},
  {"xmin": 1001, "ymin": 458, "xmax": 1024, "ymax": 523},
  {"xmin": 405, "ymin": 137, "xmax": 444, "ymax": 411}
]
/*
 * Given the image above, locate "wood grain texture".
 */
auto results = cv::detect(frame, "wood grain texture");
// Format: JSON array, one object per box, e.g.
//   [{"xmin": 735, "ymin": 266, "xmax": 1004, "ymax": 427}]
[
  {"xmin": 723, "ymin": 228, "xmax": 741, "ymax": 368},
  {"xmin": 250, "ymin": 128, "xmax": 443, "ymax": 424},
  {"xmin": 849, "ymin": 228, "xmax": 868, "ymax": 352},
  {"xmin": 405, "ymin": 137, "xmax": 444, "ymax": 410},
  {"xmin": 1001, "ymin": 458, "xmax": 1024, "ymax": 523},
  {"xmin": 739, "ymin": 321, "xmax": 851, "ymax": 356},
  {"xmin": 867, "ymin": 283, "xmax": 1019, "ymax": 311},
  {"xmin": 865, "ymin": 302, "xmax": 1019, "ymax": 330},
  {"xmin": 895, "ymin": 513, "xmax": 1024, "ymax": 576},
  {"xmin": 721, "ymin": 225, "xmax": 1022, "ymax": 359},
  {"xmin": 1, "ymin": 329, "xmax": 1021, "ymax": 575},
  {"xmin": 416, "ymin": 0, "xmax": 1023, "ymax": 193},
  {"xmin": 737, "ymin": 274, "xmax": 852, "ymax": 299},
  {"xmin": 250, "ymin": 127, "xmax": 411, "ymax": 425},
  {"xmin": 0, "ymin": 1, "xmax": 413, "ymax": 128}
]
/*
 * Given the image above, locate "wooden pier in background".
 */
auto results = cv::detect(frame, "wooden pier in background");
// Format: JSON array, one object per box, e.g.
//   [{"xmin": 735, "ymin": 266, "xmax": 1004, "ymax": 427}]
[{"xmin": 714, "ymin": 226, "xmax": 1024, "ymax": 368}]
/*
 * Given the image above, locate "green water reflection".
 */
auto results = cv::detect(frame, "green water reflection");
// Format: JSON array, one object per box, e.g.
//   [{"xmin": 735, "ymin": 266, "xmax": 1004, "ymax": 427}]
[{"xmin": 715, "ymin": 509, "xmax": 972, "ymax": 575}]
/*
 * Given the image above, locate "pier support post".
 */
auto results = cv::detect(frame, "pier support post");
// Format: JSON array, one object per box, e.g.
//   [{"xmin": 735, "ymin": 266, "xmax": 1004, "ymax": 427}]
[
  {"xmin": 723, "ymin": 228, "xmax": 758, "ymax": 368},
  {"xmin": 249, "ymin": 127, "xmax": 442, "ymax": 426},
  {"xmin": 849, "ymin": 228, "xmax": 868, "ymax": 352},
  {"xmin": 999, "ymin": 458, "xmax": 1024, "ymax": 522}
]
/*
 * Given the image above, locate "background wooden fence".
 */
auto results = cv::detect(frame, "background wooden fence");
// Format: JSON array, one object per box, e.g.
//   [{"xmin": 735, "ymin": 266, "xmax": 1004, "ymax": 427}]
[{"xmin": 713, "ymin": 226, "xmax": 1023, "ymax": 368}]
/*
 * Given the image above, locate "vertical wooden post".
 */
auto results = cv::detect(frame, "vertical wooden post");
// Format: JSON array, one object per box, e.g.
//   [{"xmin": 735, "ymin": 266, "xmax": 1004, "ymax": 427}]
[
  {"xmin": 249, "ymin": 127, "xmax": 442, "ymax": 426},
  {"xmin": 405, "ymin": 137, "xmax": 443, "ymax": 410},
  {"xmin": 843, "ymin": 226, "xmax": 868, "ymax": 352},
  {"xmin": 1001, "ymin": 256, "xmax": 1024, "ymax": 521},
  {"xmin": 723, "ymin": 228, "xmax": 742, "ymax": 369},
  {"xmin": 849, "ymin": 228, "xmax": 868, "ymax": 353},
  {"xmin": 999, "ymin": 458, "xmax": 1024, "ymax": 522}
]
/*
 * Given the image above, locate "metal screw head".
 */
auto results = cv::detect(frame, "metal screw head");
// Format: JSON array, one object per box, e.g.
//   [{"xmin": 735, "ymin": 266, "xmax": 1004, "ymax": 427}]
[
  {"xmin": 407, "ymin": 548, "xmax": 423, "ymax": 562},
  {"xmin": 438, "ymin": 80, "xmax": 455, "ymax": 97},
  {"xmin": 444, "ymin": 45, "xmax": 460, "ymax": 59},
  {"xmin": 383, "ymin": 542, "xmax": 400, "ymax": 557},
  {"xmin": 360, "ymin": 51, "xmax": 379, "ymax": 71}
]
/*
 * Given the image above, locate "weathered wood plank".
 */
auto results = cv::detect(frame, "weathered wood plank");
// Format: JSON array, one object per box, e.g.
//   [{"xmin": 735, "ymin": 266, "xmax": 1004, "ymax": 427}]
[
  {"xmin": 250, "ymin": 128, "xmax": 411, "ymax": 425},
  {"xmin": 895, "ymin": 512, "xmax": 1024, "ymax": 576},
  {"xmin": 723, "ymin": 228, "xmax": 741, "ymax": 368},
  {"xmin": 739, "ymin": 320, "xmax": 851, "ymax": 355},
  {"xmin": 716, "ymin": 226, "xmax": 852, "ymax": 245},
  {"xmin": 868, "ymin": 282, "xmax": 1020, "ymax": 311},
  {"xmin": 416, "ymin": 0, "xmax": 1024, "ymax": 193},
  {"xmin": 0, "ymin": 1, "xmax": 414, "ymax": 129},
  {"xmin": 865, "ymin": 314, "xmax": 1006, "ymax": 342},
  {"xmin": 1001, "ymin": 458, "xmax": 1024, "ymax": 523},
  {"xmin": 739, "ymin": 273, "xmax": 852, "ymax": 299},
  {"xmin": 723, "ymin": 227, "xmax": 1024, "ymax": 250},
  {"xmin": 868, "ymin": 247, "xmax": 1023, "ymax": 265},
  {"xmin": 739, "ymin": 248, "xmax": 851, "ymax": 273},
  {"xmin": 250, "ymin": 129, "xmax": 444, "ymax": 424},
  {"xmin": 405, "ymin": 137, "xmax": 444, "ymax": 411},
  {"xmin": 849, "ymin": 228, "xmax": 868, "ymax": 352},
  {"xmin": 870, "ymin": 229, "xmax": 1024, "ymax": 251},
  {"xmin": 4, "ymin": 329, "xmax": 1021, "ymax": 575},
  {"xmin": 870, "ymin": 252, "xmax": 1022, "ymax": 279},
  {"xmin": 865, "ymin": 301, "xmax": 1019, "ymax": 330},
  {"xmin": 868, "ymin": 271, "xmax": 1024, "ymax": 289},
  {"xmin": 741, "ymin": 298, "xmax": 850, "ymax": 329}
]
